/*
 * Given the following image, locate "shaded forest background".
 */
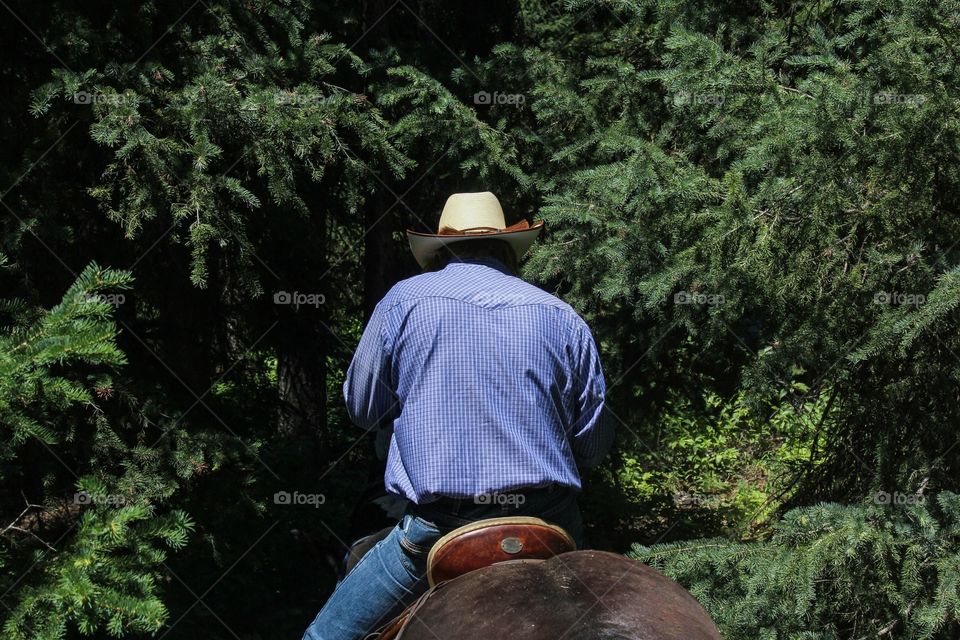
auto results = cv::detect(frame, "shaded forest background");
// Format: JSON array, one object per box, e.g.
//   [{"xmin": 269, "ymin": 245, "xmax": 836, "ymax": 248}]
[{"xmin": 2, "ymin": 1, "xmax": 960, "ymax": 638}]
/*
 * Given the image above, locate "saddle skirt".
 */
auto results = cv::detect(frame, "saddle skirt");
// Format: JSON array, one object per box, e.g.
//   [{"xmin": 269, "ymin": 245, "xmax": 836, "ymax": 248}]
[
  {"xmin": 373, "ymin": 516, "xmax": 575, "ymax": 639},
  {"xmin": 426, "ymin": 516, "xmax": 576, "ymax": 586}
]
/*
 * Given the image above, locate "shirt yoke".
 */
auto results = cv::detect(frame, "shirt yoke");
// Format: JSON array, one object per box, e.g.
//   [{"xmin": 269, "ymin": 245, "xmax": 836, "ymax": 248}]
[{"xmin": 380, "ymin": 265, "xmax": 585, "ymax": 330}]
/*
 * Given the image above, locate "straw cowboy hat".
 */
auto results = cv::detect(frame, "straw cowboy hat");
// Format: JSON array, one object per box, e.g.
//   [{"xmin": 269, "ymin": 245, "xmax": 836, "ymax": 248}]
[{"xmin": 407, "ymin": 191, "xmax": 544, "ymax": 269}]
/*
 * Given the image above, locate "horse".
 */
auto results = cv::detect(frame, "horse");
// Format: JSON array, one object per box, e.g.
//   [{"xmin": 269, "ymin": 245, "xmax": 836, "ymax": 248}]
[{"xmin": 364, "ymin": 517, "xmax": 722, "ymax": 640}]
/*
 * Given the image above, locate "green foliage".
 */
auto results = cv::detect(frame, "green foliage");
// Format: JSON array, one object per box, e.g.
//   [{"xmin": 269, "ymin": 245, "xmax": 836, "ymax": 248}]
[
  {"xmin": 3, "ymin": 498, "xmax": 193, "ymax": 639},
  {"xmin": 0, "ymin": 264, "xmax": 193, "ymax": 638},
  {"xmin": 3, "ymin": 0, "xmax": 960, "ymax": 637},
  {"xmin": 0, "ymin": 263, "xmax": 130, "ymax": 464},
  {"xmin": 606, "ymin": 374, "xmax": 836, "ymax": 538},
  {"xmin": 632, "ymin": 492, "xmax": 960, "ymax": 639},
  {"xmin": 29, "ymin": 1, "xmax": 411, "ymax": 292},
  {"xmin": 501, "ymin": 0, "xmax": 960, "ymax": 509}
]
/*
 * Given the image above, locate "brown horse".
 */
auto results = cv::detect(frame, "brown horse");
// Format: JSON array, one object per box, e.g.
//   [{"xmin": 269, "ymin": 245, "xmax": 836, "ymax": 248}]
[{"xmin": 380, "ymin": 550, "xmax": 721, "ymax": 639}]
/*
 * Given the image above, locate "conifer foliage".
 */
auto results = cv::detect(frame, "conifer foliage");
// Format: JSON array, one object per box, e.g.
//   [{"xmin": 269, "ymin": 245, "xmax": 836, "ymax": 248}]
[
  {"xmin": 2, "ymin": 0, "xmax": 960, "ymax": 638},
  {"xmin": 633, "ymin": 493, "xmax": 960, "ymax": 638},
  {"xmin": 1, "ymin": 262, "xmax": 193, "ymax": 638}
]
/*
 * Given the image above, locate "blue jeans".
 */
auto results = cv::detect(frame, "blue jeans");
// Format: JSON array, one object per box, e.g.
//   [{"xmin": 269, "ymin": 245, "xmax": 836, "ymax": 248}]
[{"xmin": 302, "ymin": 488, "xmax": 583, "ymax": 640}]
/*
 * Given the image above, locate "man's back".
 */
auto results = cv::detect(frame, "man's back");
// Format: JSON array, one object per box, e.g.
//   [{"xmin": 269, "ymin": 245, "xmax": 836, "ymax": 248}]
[
  {"xmin": 306, "ymin": 192, "xmax": 613, "ymax": 640},
  {"xmin": 344, "ymin": 256, "xmax": 612, "ymax": 504}
]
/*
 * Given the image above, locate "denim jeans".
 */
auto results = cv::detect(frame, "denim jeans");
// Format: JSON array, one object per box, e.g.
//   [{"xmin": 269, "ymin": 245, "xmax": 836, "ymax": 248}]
[{"xmin": 302, "ymin": 488, "xmax": 582, "ymax": 640}]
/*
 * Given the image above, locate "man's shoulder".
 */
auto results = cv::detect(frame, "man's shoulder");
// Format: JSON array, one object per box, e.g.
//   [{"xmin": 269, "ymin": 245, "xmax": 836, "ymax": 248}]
[
  {"xmin": 381, "ymin": 267, "xmax": 582, "ymax": 321},
  {"xmin": 377, "ymin": 270, "xmax": 448, "ymax": 309}
]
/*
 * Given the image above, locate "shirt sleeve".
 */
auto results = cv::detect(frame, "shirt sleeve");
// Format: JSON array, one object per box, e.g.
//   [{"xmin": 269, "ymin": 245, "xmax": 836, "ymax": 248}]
[
  {"xmin": 568, "ymin": 319, "xmax": 614, "ymax": 468},
  {"xmin": 343, "ymin": 298, "xmax": 400, "ymax": 431}
]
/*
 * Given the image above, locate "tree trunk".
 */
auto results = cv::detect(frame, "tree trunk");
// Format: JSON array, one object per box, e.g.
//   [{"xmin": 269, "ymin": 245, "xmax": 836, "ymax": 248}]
[
  {"xmin": 277, "ymin": 314, "xmax": 327, "ymax": 442},
  {"xmin": 275, "ymin": 179, "xmax": 330, "ymax": 443}
]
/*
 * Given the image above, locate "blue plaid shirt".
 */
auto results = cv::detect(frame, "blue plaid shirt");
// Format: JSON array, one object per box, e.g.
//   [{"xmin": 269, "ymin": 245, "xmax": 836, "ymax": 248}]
[{"xmin": 344, "ymin": 257, "xmax": 613, "ymax": 504}]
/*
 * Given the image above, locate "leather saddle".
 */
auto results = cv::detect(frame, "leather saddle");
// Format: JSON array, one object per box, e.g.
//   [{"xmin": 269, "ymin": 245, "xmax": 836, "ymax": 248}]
[{"xmin": 371, "ymin": 516, "xmax": 575, "ymax": 639}]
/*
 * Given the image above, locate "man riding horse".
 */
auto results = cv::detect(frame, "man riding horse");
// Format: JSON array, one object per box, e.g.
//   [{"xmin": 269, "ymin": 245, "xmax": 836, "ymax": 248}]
[{"xmin": 303, "ymin": 191, "xmax": 614, "ymax": 639}]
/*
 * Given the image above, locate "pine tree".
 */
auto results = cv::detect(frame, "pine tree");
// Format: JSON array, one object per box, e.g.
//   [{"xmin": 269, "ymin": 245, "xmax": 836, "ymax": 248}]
[
  {"xmin": 3, "ymin": 0, "xmax": 960, "ymax": 637},
  {"xmin": 632, "ymin": 492, "xmax": 960, "ymax": 639},
  {"xmin": 0, "ymin": 262, "xmax": 193, "ymax": 638}
]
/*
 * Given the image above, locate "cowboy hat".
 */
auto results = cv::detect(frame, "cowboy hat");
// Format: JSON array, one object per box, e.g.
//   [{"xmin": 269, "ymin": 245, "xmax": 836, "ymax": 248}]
[{"xmin": 406, "ymin": 191, "xmax": 544, "ymax": 269}]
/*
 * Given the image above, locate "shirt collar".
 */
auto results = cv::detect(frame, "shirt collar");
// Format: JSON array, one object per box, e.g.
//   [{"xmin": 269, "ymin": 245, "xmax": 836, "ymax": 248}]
[{"xmin": 446, "ymin": 256, "xmax": 513, "ymax": 276}]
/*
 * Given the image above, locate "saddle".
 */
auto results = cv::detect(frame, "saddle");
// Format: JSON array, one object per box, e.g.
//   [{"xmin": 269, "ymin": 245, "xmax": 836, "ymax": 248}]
[{"xmin": 371, "ymin": 516, "xmax": 575, "ymax": 639}]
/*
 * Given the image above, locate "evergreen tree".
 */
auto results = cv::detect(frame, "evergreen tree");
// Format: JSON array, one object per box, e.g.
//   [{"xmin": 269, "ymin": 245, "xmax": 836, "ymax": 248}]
[
  {"xmin": 633, "ymin": 492, "xmax": 960, "ymax": 639},
  {"xmin": 2, "ymin": 0, "xmax": 959, "ymax": 637},
  {"xmin": 0, "ymin": 261, "xmax": 193, "ymax": 638}
]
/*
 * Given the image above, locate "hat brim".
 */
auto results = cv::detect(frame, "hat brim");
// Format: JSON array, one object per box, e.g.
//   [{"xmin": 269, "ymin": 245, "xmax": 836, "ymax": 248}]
[{"xmin": 406, "ymin": 222, "xmax": 544, "ymax": 270}]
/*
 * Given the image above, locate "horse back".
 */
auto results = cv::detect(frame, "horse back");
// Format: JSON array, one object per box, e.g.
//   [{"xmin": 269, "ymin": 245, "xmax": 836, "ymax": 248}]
[{"xmin": 395, "ymin": 550, "xmax": 721, "ymax": 640}]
